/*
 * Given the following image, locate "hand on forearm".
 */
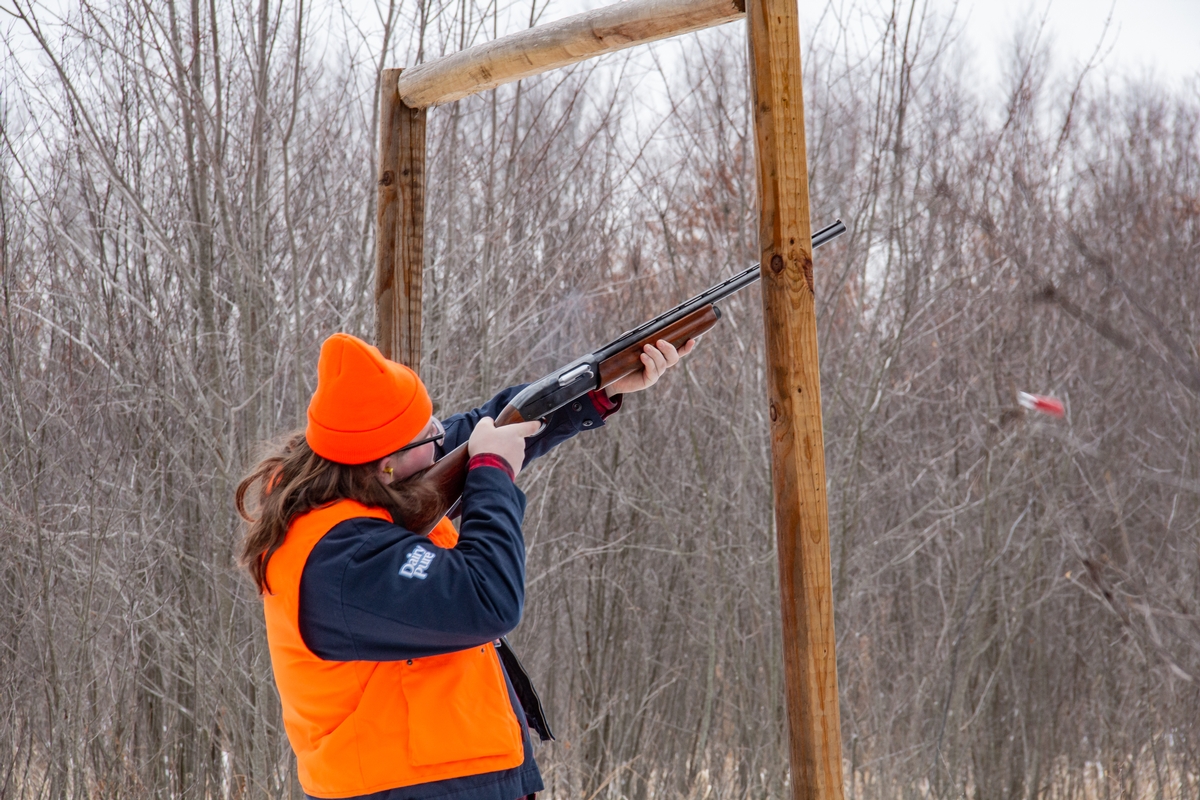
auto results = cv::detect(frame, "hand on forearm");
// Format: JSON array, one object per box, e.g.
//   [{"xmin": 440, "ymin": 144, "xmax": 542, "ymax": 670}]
[{"xmin": 605, "ymin": 338, "xmax": 697, "ymax": 397}]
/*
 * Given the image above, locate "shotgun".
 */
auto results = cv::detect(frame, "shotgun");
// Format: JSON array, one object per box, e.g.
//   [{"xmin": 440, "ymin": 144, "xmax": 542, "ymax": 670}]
[{"xmin": 401, "ymin": 219, "xmax": 847, "ymax": 535}]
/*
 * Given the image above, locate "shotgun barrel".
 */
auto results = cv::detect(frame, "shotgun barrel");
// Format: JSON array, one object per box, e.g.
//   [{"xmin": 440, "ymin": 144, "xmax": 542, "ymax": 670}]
[{"xmin": 502, "ymin": 218, "xmax": 845, "ymax": 421}]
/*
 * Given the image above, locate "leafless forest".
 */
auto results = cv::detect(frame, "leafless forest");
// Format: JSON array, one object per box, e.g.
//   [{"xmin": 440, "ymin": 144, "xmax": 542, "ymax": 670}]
[{"xmin": 2, "ymin": 0, "xmax": 1198, "ymax": 797}]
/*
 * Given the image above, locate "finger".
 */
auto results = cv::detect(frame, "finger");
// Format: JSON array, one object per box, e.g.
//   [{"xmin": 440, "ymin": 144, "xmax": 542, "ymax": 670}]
[
  {"xmin": 656, "ymin": 339, "xmax": 680, "ymax": 367},
  {"xmin": 476, "ymin": 416, "xmax": 495, "ymax": 430},
  {"xmin": 638, "ymin": 352, "xmax": 657, "ymax": 383},
  {"xmin": 637, "ymin": 352, "xmax": 658, "ymax": 385},
  {"xmin": 506, "ymin": 420, "xmax": 544, "ymax": 437},
  {"xmin": 645, "ymin": 342, "xmax": 669, "ymax": 372},
  {"xmin": 678, "ymin": 338, "xmax": 698, "ymax": 357}
]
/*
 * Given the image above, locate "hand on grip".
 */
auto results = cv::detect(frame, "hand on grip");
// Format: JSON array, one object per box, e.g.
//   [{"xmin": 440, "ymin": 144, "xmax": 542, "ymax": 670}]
[{"xmin": 467, "ymin": 417, "xmax": 542, "ymax": 478}]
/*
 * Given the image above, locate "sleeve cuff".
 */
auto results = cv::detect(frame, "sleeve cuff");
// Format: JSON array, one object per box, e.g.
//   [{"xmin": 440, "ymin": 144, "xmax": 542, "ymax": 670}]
[
  {"xmin": 468, "ymin": 453, "xmax": 516, "ymax": 481},
  {"xmin": 588, "ymin": 389, "xmax": 622, "ymax": 420}
]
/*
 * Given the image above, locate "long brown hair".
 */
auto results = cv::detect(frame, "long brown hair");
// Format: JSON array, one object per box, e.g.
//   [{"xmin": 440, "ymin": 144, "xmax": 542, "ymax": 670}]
[{"xmin": 235, "ymin": 432, "xmax": 440, "ymax": 594}]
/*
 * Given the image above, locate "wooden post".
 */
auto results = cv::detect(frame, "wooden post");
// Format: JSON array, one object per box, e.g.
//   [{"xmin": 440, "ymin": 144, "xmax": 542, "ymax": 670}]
[
  {"xmin": 747, "ymin": 0, "xmax": 845, "ymax": 796},
  {"xmin": 375, "ymin": 68, "xmax": 427, "ymax": 368}
]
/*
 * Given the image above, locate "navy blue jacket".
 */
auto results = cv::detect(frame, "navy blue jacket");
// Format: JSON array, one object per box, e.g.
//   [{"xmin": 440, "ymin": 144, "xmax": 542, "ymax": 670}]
[{"xmin": 297, "ymin": 386, "xmax": 615, "ymax": 800}]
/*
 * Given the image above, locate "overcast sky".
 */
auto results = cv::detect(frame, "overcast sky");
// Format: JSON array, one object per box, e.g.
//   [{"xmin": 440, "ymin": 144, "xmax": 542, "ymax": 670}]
[
  {"xmin": 923, "ymin": 0, "xmax": 1198, "ymax": 88},
  {"xmin": 552, "ymin": 0, "xmax": 1200, "ymax": 101}
]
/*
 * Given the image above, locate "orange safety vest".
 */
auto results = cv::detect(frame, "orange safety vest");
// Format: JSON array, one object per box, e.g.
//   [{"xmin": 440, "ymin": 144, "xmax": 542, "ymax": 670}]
[{"xmin": 263, "ymin": 499, "xmax": 525, "ymax": 798}]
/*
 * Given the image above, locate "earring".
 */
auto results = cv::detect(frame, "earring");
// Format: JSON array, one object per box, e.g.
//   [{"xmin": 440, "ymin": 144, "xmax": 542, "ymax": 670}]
[{"xmin": 383, "ymin": 467, "xmax": 393, "ymax": 475}]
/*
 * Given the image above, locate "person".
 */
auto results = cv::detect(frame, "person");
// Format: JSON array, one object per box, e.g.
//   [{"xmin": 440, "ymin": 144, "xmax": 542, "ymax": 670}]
[{"xmin": 236, "ymin": 331, "xmax": 693, "ymax": 800}]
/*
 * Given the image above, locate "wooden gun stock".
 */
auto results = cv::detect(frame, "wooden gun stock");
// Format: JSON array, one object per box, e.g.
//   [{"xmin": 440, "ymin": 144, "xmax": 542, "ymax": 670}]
[{"xmin": 401, "ymin": 403, "xmax": 528, "ymax": 537}]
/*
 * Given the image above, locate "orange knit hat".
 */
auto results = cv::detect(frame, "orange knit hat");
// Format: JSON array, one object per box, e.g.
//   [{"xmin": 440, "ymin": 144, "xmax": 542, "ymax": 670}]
[{"xmin": 305, "ymin": 333, "xmax": 432, "ymax": 464}]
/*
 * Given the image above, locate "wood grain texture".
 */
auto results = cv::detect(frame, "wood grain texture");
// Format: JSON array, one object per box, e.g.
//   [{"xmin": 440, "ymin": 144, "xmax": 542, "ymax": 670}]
[
  {"xmin": 395, "ymin": 0, "xmax": 745, "ymax": 108},
  {"xmin": 375, "ymin": 68, "xmax": 427, "ymax": 368},
  {"xmin": 746, "ymin": 0, "xmax": 846, "ymax": 796},
  {"xmin": 597, "ymin": 305, "xmax": 720, "ymax": 388}
]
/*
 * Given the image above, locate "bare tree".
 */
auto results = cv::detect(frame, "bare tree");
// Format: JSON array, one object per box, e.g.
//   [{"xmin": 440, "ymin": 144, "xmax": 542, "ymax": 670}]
[{"xmin": 1, "ymin": 0, "xmax": 1197, "ymax": 798}]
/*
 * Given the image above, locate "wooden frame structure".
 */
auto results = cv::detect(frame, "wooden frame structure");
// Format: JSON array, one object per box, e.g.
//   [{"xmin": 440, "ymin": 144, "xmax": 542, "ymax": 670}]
[{"xmin": 374, "ymin": 0, "xmax": 844, "ymax": 794}]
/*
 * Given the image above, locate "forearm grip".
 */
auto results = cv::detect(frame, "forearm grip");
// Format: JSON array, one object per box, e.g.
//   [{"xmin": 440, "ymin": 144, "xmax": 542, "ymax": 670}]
[{"xmin": 596, "ymin": 304, "xmax": 720, "ymax": 388}]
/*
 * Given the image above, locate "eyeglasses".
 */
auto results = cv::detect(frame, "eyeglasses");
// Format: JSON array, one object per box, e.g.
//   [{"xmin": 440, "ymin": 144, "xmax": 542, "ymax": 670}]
[{"xmin": 397, "ymin": 417, "xmax": 444, "ymax": 453}]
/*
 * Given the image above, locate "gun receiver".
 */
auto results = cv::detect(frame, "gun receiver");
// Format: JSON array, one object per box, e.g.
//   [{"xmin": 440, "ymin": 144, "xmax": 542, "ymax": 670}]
[{"xmin": 400, "ymin": 219, "xmax": 847, "ymax": 535}]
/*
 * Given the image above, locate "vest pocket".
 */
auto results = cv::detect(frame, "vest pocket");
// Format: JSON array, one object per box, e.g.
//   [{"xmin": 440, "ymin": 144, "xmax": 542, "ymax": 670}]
[{"xmin": 400, "ymin": 643, "xmax": 523, "ymax": 767}]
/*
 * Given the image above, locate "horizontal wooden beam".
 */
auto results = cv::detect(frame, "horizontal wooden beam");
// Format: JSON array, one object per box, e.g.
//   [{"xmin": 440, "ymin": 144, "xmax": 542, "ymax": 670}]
[{"xmin": 395, "ymin": 0, "xmax": 745, "ymax": 108}]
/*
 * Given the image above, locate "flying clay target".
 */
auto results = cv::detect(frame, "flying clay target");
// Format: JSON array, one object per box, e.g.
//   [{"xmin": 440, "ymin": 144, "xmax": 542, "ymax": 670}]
[{"xmin": 1018, "ymin": 392, "xmax": 1065, "ymax": 418}]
